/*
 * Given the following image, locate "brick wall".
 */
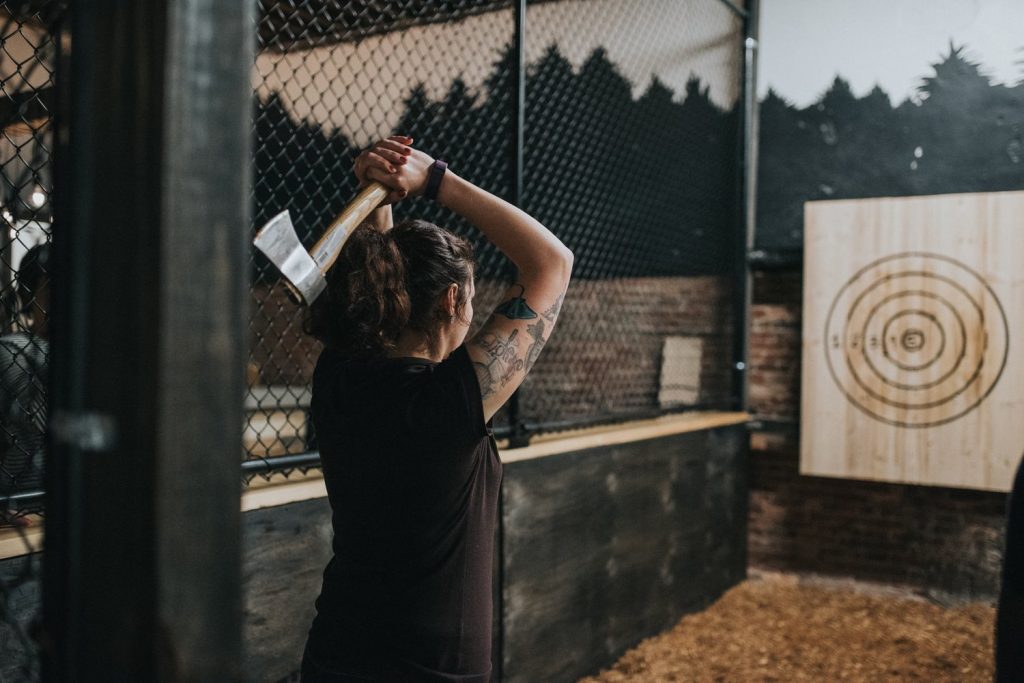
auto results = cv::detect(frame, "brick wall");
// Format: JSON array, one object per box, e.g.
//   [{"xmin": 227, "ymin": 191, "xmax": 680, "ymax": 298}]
[
  {"xmin": 518, "ymin": 276, "xmax": 733, "ymax": 423},
  {"xmin": 250, "ymin": 275, "xmax": 735, "ymax": 426},
  {"xmin": 747, "ymin": 270, "xmax": 1009, "ymax": 601}
]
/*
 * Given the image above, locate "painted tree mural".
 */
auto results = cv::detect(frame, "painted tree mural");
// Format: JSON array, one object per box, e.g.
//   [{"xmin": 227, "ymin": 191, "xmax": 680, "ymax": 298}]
[
  {"xmin": 253, "ymin": 42, "xmax": 740, "ymax": 281},
  {"xmin": 757, "ymin": 44, "xmax": 1024, "ymax": 249}
]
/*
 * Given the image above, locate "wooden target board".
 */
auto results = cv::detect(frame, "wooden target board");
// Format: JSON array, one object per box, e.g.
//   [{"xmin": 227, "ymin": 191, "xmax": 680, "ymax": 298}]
[{"xmin": 801, "ymin": 191, "xmax": 1024, "ymax": 491}]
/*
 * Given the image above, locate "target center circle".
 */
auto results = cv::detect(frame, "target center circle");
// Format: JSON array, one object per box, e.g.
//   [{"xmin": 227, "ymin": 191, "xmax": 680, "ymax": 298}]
[
  {"xmin": 878, "ymin": 308, "xmax": 949, "ymax": 374},
  {"xmin": 901, "ymin": 328, "xmax": 925, "ymax": 351}
]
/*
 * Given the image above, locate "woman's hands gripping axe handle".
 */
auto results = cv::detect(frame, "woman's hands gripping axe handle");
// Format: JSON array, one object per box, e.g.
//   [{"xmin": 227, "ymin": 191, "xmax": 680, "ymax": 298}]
[
  {"xmin": 253, "ymin": 181, "xmax": 389, "ymax": 306},
  {"xmin": 253, "ymin": 135, "xmax": 417, "ymax": 306}
]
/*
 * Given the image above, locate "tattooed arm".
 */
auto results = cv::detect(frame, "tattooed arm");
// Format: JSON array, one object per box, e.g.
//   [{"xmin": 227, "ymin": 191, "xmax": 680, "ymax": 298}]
[
  {"xmin": 468, "ymin": 282, "xmax": 568, "ymax": 421},
  {"xmin": 365, "ymin": 143, "xmax": 573, "ymax": 421},
  {"xmin": 432, "ymin": 172, "xmax": 572, "ymax": 422}
]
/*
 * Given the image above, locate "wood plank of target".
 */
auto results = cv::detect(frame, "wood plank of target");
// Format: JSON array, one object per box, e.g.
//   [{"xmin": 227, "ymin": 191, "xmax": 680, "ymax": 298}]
[{"xmin": 801, "ymin": 190, "xmax": 1024, "ymax": 492}]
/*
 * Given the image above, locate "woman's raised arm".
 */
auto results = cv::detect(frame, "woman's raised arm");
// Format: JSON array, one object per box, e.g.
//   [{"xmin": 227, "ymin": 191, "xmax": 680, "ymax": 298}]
[
  {"xmin": 361, "ymin": 140, "xmax": 574, "ymax": 421},
  {"xmin": 435, "ymin": 170, "xmax": 573, "ymax": 421}
]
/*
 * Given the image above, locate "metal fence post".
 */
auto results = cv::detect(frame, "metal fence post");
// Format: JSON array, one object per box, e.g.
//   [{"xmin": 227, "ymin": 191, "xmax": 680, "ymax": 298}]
[
  {"xmin": 506, "ymin": 0, "xmax": 530, "ymax": 449},
  {"xmin": 733, "ymin": 0, "xmax": 760, "ymax": 413},
  {"xmin": 45, "ymin": 2, "xmax": 253, "ymax": 680}
]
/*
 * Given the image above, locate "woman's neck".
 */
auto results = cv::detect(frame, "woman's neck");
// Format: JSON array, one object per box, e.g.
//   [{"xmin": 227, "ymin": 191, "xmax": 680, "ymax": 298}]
[{"xmin": 388, "ymin": 330, "xmax": 445, "ymax": 362}]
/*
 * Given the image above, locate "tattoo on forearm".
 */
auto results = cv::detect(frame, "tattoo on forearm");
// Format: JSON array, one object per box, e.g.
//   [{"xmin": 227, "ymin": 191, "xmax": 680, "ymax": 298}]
[
  {"xmin": 542, "ymin": 292, "xmax": 565, "ymax": 322},
  {"xmin": 495, "ymin": 283, "xmax": 538, "ymax": 320},
  {"xmin": 525, "ymin": 318, "xmax": 547, "ymax": 373},
  {"xmin": 472, "ymin": 325, "xmax": 525, "ymax": 399}
]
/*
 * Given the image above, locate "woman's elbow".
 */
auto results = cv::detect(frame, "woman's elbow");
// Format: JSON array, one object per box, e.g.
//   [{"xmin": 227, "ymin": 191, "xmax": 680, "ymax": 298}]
[
  {"xmin": 523, "ymin": 246, "xmax": 574, "ymax": 281},
  {"xmin": 556, "ymin": 247, "xmax": 574, "ymax": 280}
]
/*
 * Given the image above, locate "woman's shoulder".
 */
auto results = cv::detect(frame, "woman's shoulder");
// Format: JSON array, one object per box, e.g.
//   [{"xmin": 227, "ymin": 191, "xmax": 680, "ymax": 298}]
[{"xmin": 313, "ymin": 347, "xmax": 440, "ymax": 396}]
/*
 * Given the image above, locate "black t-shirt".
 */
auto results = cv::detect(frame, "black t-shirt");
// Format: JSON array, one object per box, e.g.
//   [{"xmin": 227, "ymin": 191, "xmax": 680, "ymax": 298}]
[{"xmin": 304, "ymin": 344, "xmax": 502, "ymax": 682}]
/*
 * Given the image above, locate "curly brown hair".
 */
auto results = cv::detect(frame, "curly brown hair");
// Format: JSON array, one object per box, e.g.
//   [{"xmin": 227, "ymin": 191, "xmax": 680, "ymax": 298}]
[{"xmin": 305, "ymin": 219, "xmax": 475, "ymax": 358}]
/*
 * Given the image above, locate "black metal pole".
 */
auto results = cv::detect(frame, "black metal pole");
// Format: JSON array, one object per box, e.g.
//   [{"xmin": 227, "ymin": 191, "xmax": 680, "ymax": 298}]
[
  {"xmin": 44, "ymin": 2, "xmax": 253, "ymax": 681},
  {"xmin": 732, "ymin": 0, "xmax": 760, "ymax": 414},
  {"xmin": 506, "ymin": 0, "xmax": 530, "ymax": 449}
]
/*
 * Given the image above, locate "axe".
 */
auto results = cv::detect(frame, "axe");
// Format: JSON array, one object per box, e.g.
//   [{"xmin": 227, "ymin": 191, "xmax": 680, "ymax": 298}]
[{"xmin": 253, "ymin": 181, "xmax": 390, "ymax": 305}]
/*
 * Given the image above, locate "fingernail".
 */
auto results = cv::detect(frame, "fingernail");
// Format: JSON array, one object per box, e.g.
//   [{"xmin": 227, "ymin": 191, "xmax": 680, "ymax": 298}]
[
  {"xmin": 390, "ymin": 166, "xmax": 397, "ymax": 173},
  {"xmin": 399, "ymin": 190, "xmax": 407, "ymax": 197},
  {"xmin": 404, "ymin": 148, "xmax": 411, "ymax": 154}
]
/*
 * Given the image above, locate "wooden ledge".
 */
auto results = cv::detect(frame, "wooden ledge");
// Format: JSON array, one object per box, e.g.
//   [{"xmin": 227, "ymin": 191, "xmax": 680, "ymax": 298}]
[
  {"xmin": 0, "ymin": 411, "xmax": 749, "ymax": 559},
  {"xmin": 243, "ymin": 474, "xmax": 327, "ymax": 513},
  {"xmin": 0, "ymin": 516, "xmax": 43, "ymax": 561},
  {"xmin": 499, "ymin": 411, "xmax": 749, "ymax": 463}
]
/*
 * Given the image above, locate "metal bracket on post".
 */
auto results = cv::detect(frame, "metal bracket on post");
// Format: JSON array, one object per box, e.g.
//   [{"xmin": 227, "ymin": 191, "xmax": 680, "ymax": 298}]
[
  {"xmin": 507, "ymin": 423, "xmax": 531, "ymax": 449},
  {"xmin": 50, "ymin": 411, "xmax": 117, "ymax": 451}
]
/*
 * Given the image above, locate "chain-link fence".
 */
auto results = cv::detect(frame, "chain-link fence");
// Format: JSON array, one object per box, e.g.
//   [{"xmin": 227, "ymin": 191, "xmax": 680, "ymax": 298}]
[
  {"xmin": 0, "ymin": 1, "xmax": 58, "ymax": 679},
  {"xmin": 0, "ymin": 0, "xmax": 747, "ymax": 677},
  {"xmin": 245, "ymin": 0, "xmax": 745, "ymax": 479},
  {"xmin": 0, "ymin": 1, "xmax": 747, "ymax": 486}
]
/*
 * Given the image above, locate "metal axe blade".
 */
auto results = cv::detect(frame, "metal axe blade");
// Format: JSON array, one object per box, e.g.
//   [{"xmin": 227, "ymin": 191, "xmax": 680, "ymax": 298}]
[
  {"xmin": 253, "ymin": 210, "xmax": 326, "ymax": 305},
  {"xmin": 253, "ymin": 182, "xmax": 389, "ymax": 306}
]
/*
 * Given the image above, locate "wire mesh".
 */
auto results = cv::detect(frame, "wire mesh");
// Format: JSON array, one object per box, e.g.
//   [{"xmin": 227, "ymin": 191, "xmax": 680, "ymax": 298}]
[
  {"xmin": 0, "ymin": 1, "xmax": 746, "ymax": 679},
  {"xmin": 246, "ymin": 0, "xmax": 745, "ymax": 480},
  {"xmin": 0, "ymin": 1, "xmax": 57, "ymax": 678},
  {"xmin": 518, "ymin": 0, "xmax": 743, "ymax": 428},
  {"xmin": 247, "ymin": 0, "xmax": 517, "ymax": 482}
]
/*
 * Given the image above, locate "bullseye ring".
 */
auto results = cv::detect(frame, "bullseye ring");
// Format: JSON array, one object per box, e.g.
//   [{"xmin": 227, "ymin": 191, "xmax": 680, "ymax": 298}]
[
  {"xmin": 882, "ymin": 312, "xmax": 945, "ymax": 371},
  {"xmin": 901, "ymin": 328, "xmax": 924, "ymax": 352},
  {"xmin": 824, "ymin": 252, "xmax": 1009, "ymax": 428}
]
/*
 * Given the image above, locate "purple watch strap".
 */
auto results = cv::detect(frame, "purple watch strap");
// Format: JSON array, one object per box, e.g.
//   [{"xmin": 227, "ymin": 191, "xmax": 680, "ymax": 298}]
[{"xmin": 425, "ymin": 159, "xmax": 448, "ymax": 201}]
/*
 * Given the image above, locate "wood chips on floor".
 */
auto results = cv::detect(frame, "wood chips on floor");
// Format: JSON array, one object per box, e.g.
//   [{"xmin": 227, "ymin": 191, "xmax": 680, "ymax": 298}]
[{"xmin": 580, "ymin": 576, "xmax": 994, "ymax": 682}]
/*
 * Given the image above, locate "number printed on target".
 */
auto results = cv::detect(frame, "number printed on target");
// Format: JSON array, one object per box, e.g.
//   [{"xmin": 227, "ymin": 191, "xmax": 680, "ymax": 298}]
[{"xmin": 824, "ymin": 252, "xmax": 1009, "ymax": 428}]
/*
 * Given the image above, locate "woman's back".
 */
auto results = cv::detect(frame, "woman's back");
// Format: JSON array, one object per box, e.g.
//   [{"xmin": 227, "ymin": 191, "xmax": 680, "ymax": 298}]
[
  {"xmin": 299, "ymin": 137, "xmax": 572, "ymax": 682},
  {"xmin": 304, "ymin": 345, "xmax": 500, "ymax": 682}
]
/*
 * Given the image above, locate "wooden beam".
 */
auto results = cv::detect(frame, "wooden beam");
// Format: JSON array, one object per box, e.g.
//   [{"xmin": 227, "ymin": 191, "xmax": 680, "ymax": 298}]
[{"xmin": 44, "ymin": 2, "xmax": 253, "ymax": 680}]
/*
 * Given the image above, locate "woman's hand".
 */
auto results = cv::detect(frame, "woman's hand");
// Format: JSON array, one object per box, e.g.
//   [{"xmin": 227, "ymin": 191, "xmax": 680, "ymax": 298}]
[
  {"xmin": 354, "ymin": 135, "xmax": 435, "ymax": 204},
  {"xmin": 355, "ymin": 135, "xmax": 413, "ymax": 205}
]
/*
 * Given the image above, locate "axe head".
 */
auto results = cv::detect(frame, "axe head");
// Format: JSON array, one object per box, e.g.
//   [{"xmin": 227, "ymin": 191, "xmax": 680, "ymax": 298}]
[{"xmin": 253, "ymin": 210, "xmax": 327, "ymax": 306}]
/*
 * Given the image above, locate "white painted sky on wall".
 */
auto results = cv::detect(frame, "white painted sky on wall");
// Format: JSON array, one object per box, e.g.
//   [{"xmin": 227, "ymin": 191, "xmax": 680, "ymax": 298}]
[{"xmin": 759, "ymin": 0, "xmax": 1024, "ymax": 106}]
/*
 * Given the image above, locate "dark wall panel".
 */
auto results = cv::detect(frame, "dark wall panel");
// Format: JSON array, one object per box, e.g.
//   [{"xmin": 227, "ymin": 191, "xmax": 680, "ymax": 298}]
[
  {"xmin": 242, "ymin": 497, "xmax": 333, "ymax": 682},
  {"xmin": 501, "ymin": 426, "xmax": 747, "ymax": 683},
  {"xmin": 0, "ymin": 553, "xmax": 39, "ymax": 681}
]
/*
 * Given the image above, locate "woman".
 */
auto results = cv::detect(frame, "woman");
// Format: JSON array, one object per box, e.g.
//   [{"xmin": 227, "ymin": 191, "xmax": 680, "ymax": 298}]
[
  {"xmin": 300, "ymin": 135, "xmax": 573, "ymax": 682},
  {"xmin": 0, "ymin": 243, "xmax": 50, "ymax": 508}
]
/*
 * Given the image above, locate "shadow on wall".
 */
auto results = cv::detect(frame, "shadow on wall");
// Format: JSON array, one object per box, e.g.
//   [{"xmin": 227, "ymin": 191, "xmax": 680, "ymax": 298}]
[{"xmin": 758, "ymin": 43, "xmax": 1024, "ymax": 249}]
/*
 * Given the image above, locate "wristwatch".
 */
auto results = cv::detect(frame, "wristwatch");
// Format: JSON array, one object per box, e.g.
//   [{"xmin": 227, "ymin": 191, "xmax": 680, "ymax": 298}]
[{"xmin": 425, "ymin": 159, "xmax": 448, "ymax": 201}]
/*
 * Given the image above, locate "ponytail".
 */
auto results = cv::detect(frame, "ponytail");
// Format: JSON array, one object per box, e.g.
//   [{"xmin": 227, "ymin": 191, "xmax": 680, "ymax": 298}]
[
  {"xmin": 305, "ymin": 224, "xmax": 411, "ymax": 358},
  {"xmin": 305, "ymin": 219, "xmax": 476, "ymax": 358}
]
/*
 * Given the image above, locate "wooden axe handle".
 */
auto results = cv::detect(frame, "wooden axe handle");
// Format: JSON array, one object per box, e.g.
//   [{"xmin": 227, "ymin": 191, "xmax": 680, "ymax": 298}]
[{"xmin": 310, "ymin": 181, "xmax": 390, "ymax": 275}]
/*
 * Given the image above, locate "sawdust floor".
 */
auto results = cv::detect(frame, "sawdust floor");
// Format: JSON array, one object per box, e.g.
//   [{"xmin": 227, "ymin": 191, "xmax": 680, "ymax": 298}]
[{"xmin": 579, "ymin": 576, "xmax": 994, "ymax": 682}]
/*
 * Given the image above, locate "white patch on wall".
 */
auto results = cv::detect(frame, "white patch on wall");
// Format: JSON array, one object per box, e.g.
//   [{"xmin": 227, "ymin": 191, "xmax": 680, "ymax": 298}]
[{"xmin": 658, "ymin": 336, "xmax": 703, "ymax": 407}]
